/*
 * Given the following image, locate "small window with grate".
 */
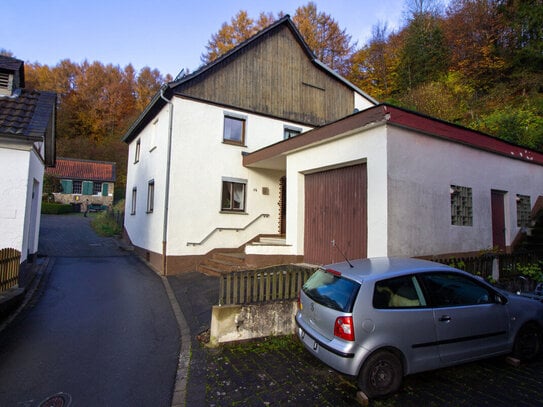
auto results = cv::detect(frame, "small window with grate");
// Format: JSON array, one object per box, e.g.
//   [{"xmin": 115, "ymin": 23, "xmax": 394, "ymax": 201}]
[
  {"xmin": 450, "ymin": 185, "xmax": 472, "ymax": 226},
  {"xmin": 516, "ymin": 195, "xmax": 531, "ymax": 227}
]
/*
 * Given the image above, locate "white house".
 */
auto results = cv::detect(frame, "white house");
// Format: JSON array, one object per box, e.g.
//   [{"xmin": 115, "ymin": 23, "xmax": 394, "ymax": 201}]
[
  {"xmin": 0, "ymin": 55, "xmax": 56, "ymax": 264},
  {"xmin": 123, "ymin": 17, "xmax": 542, "ymax": 275},
  {"xmin": 245, "ymin": 104, "xmax": 543, "ymax": 265},
  {"xmin": 122, "ymin": 16, "xmax": 375, "ymax": 274}
]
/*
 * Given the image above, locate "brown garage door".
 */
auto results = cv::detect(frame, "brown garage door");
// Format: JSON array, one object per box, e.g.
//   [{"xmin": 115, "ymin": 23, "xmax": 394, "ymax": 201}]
[{"xmin": 304, "ymin": 164, "xmax": 367, "ymax": 265}]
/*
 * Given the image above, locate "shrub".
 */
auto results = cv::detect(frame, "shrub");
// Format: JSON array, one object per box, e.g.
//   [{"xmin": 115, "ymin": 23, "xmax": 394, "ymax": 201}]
[{"xmin": 41, "ymin": 202, "xmax": 73, "ymax": 214}]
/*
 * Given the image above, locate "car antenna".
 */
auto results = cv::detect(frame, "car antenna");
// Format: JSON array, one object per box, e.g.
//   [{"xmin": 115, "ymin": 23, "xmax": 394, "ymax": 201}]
[{"xmin": 331, "ymin": 240, "xmax": 353, "ymax": 268}]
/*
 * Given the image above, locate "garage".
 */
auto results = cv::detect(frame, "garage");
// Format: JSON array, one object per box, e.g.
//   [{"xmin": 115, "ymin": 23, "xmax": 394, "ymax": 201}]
[{"xmin": 304, "ymin": 163, "xmax": 367, "ymax": 265}]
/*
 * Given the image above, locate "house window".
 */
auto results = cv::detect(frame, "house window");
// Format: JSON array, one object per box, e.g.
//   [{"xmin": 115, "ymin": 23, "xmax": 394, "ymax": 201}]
[
  {"xmin": 221, "ymin": 178, "xmax": 246, "ymax": 212},
  {"xmin": 517, "ymin": 195, "xmax": 531, "ymax": 227},
  {"xmin": 450, "ymin": 185, "xmax": 472, "ymax": 226},
  {"xmin": 134, "ymin": 139, "xmax": 141, "ymax": 163},
  {"xmin": 72, "ymin": 180, "xmax": 82, "ymax": 194},
  {"xmin": 284, "ymin": 125, "xmax": 302, "ymax": 139},
  {"xmin": 223, "ymin": 115, "xmax": 245, "ymax": 145},
  {"xmin": 92, "ymin": 182, "xmax": 102, "ymax": 195},
  {"xmin": 147, "ymin": 180, "xmax": 155, "ymax": 213},
  {"xmin": 131, "ymin": 188, "xmax": 137, "ymax": 215}
]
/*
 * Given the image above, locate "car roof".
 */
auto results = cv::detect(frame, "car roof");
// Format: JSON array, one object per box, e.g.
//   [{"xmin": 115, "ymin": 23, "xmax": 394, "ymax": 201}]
[{"xmin": 323, "ymin": 257, "xmax": 458, "ymax": 283}]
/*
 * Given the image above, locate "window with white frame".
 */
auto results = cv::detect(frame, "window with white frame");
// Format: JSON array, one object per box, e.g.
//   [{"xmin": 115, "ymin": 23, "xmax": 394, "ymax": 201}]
[
  {"xmin": 517, "ymin": 195, "xmax": 531, "ymax": 227},
  {"xmin": 450, "ymin": 185, "xmax": 472, "ymax": 226},
  {"xmin": 221, "ymin": 178, "xmax": 246, "ymax": 212},
  {"xmin": 131, "ymin": 187, "xmax": 137, "ymax": 215},
  {"xmin": 223, "ymin": 114, "xmax": 246, "ymax": 145},
  {"xmin": 92, "ymin": 182, "xmax": 102, "ymax": 195},
  {"xmin": 147, "ymin": 180, "xmax": 155, "ymax": 213},
  {"xmin": 72, "ymin": 180, "xmax": 82, "ymax": 194}
]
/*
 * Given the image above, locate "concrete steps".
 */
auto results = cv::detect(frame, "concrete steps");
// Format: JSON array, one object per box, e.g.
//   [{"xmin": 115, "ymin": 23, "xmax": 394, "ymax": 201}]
[{"xmin": 198, "ymin": 236, "xmax": 288, "ymax": 276}]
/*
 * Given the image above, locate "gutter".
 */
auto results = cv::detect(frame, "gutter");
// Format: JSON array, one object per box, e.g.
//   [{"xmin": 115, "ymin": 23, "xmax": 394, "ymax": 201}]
[{"xmin": 160, "ymin": 86, "xmax": 174, "ymax": 275}]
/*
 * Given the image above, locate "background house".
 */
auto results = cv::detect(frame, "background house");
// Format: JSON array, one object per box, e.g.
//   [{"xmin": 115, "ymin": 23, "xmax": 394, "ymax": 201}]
[
  {"xmin": 0, "ymin": 55, "xmax": 56, "ymax": 263},
  {"xmin": 46, "ymin": 157, "xmax": 116, "ymax": 210}
]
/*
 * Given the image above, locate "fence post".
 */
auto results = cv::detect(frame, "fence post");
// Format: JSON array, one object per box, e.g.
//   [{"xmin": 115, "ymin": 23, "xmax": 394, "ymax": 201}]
[{"xmin": 492, "ymin": 256, "xmax": 500, "ymax": 282}]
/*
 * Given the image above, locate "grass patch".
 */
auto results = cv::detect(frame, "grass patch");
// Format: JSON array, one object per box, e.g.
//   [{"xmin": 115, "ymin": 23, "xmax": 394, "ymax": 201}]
[{"xmin": 90, "ymin": 200, "xmax": 124, "ymax": 237}]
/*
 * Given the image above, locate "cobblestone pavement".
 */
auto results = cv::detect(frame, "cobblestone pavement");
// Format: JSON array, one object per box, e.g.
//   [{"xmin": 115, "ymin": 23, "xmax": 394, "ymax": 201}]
[
  {"xmin": 169, "ymin": 270, "xmax": 543, "ymax": 407},
  {"xmin": 202, "ymin": 335, "xmax": 543, "ymax": 407}
]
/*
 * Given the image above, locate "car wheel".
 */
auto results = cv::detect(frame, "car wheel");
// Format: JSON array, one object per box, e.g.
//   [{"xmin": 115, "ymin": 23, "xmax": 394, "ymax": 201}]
[
  {"xmin": 358, "ymin": 350, "xmax": 403, "ymax": 398},
  {"xmin": 512, "ymin": 323, "xmax": 543, "ymax": 361}
]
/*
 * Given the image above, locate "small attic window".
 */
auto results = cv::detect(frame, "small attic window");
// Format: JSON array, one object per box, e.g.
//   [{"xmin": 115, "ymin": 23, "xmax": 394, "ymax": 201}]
[{"xmin": 0, "ymin": 71, "xmax": 13, "ymax": 96}]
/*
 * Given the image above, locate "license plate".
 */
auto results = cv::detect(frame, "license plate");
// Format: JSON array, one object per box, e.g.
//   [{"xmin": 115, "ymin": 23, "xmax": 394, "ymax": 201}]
[{"xmin": 300, "ymin": 328, "xmax": 318, "ymax": 352}]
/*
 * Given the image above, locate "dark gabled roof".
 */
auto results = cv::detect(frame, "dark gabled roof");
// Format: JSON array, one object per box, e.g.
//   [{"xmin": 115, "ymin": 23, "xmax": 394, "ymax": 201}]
[
  {"xmin": 0, "ymin": 89, "xmax": 56, "ymax": 139},
  {"xmin": 0, "ymin": 55, "xmax": 24, "ymax": 87},
  {"xmin": 122, "ymin": 16, "xmax": 376, "ymax": 143},
  {"xmin": 46, "ymin": 157, "xmax": 116, "ymax": 182},
  {"xmin": 244, "ymin": 103, "xmax": 543, "ymax": 169}
]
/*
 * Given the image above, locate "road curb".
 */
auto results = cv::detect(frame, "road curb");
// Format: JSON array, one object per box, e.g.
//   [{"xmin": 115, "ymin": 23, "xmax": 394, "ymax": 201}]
[{"xmin": 161, "ymin": 275, "xmax": 192, "ymax": 407}]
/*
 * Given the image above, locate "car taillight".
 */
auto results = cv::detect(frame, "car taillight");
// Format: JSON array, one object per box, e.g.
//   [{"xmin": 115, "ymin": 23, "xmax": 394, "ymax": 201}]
[{"xmin": 334, "ymin": 316, "xmax": 355, "ymax": 341}]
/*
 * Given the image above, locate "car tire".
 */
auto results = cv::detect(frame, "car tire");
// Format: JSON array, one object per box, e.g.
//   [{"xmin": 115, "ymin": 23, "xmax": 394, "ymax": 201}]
[
  {"xmin": 512, "ymin": 323, "xmax": 543, "ymax": 361},
  {"xmin": 357, "ymin": 350, "xmax": 403, "ymax": 398}
]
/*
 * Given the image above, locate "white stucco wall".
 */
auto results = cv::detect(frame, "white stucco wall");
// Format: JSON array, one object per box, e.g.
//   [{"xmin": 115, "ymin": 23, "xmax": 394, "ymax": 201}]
[
  {"xmin": 0, "ymin": 144, "xmax": 43, "ymax": 262},
  {"xmin": 124, "ymin": 102, "xmax": 171, "ymax": 255},
  {"xmin": 386, "ymin": 127, "xmax": 543, "ymax": 257},
  {"xmin": 285, "ymin": 124, "xmax": 389, "ymax": 257},
  {"xmin": 124, "ymin": 97, "xmax": 312, "ymax": 256}
]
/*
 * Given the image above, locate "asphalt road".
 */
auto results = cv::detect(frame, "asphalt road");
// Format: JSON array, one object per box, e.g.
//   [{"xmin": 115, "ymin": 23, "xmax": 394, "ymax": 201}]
[{"xmin": 0, "ymin": 214, "xmax": 180, "ymax": 406}]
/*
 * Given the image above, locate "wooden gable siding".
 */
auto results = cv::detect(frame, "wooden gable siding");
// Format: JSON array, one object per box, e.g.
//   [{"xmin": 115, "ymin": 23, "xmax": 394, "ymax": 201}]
[{"xmin": 175, "ymin": 25, "xmax": 354, "ymax": 126}]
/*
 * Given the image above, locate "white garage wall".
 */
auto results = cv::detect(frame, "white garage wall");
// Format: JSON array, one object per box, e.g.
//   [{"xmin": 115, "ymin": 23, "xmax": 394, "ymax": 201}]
[{"xmin": 386, "ymin": 127, "xmax": 543, "ymax": 257}]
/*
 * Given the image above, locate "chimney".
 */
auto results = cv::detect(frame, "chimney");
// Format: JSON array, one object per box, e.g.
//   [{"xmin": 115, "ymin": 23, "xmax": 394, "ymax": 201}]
[{"xmin": 0, "ymin": 55, "xmax": 25, "ymax": 97}]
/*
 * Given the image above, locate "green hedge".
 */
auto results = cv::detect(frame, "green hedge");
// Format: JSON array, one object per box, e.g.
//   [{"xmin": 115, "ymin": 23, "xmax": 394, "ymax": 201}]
[{"xmin": 41, "ymin": 202, "xmax": 74, "ymax": 214}]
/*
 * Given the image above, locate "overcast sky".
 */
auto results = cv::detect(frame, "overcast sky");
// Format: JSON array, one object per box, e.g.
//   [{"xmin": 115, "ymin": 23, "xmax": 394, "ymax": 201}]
[{"xmin": 3, "ymin": 0, "xmax": 412, "ymax": 78}]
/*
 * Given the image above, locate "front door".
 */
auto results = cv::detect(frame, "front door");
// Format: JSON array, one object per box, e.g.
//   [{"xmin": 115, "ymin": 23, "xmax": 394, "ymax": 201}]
[{"xmin": 491, "ymin": 190, "xmax": 506, "ymax": 251}]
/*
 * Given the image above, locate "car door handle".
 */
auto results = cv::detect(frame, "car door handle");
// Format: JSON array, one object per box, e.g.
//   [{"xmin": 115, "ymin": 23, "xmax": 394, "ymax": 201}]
[{"xmin": 439, "ymin": 315, "xmax": 451, "ymax": 322}]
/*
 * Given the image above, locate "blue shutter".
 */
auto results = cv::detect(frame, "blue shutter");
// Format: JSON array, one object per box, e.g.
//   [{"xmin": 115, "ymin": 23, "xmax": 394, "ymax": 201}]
[
  {"xmin": 82, "ymin": 181, "xmax": 93, "ymax": 195},
  {"xmin": 101, "ymin": 183, "xmax": 108, "ymax": 197},
  {"xmin": 61, "ymin": 179, "xmax": 73, "ymax": 194}
]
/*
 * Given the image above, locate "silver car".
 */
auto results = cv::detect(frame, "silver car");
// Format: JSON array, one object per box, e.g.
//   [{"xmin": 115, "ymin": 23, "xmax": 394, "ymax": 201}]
[{"xmin": 295, "ymin": 257, "xmax": 543, "ymax": 398}]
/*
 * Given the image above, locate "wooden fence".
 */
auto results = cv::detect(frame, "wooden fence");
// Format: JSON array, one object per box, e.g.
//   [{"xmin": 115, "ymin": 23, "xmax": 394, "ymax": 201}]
[
  {"xmin": 0, "ymin": 248, "xmax": 21, "ymax": 292},
  {"xmin": 219, "ymin": 265, "xmax": 316, "ymax": 306},
  {"xmin": 219, "ymin": 252, "xmax": 542, "ymax": 306}
]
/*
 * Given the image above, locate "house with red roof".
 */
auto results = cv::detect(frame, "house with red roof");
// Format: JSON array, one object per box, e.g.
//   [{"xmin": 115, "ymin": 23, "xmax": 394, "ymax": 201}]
[
  {"xmin": 0, "ymin": 55, "xmax": 56, "ymax": 264},
  {"xmin": 46, "ymin": 157, "xmax": 116, "ymax": 210}
]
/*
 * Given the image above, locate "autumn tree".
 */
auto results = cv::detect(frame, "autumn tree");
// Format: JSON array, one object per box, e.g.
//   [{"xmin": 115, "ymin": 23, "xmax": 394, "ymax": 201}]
[
  {"xmin": 201, "ymin": 11, "xmax": 276, "ymax": 64},
  {"xmin": 443, "ymin": 0, "xmax": 506, "ymax": 89},
  {"xmin": 24, "ymin": 60, "xmax": 168, "ymax": 194},
  {"xmin": 397, "ymin": 11, "xmax": 449, "ymax": 91},
  {"xmin": 201, "ymin": 2, "xmax": 355, "ymax": 75},
  {"xmin": 292, "ymin": 2, "xmax": 356, "ymax": 75},
  {"xmin": 347, "ymin": 23, "xmax": 401, "ymax": 100}
]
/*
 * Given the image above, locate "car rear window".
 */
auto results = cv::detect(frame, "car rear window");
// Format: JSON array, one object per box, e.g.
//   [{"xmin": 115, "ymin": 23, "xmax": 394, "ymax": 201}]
[{"xmin": 302, "ymin": 268, "xmax": 360, "ymax": 312}]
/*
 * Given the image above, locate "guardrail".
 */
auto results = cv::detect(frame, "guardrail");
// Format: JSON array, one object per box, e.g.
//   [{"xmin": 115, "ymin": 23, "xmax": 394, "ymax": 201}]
[
  {"xmin": 219, "ymin": 264, "xmax": 316, "ymax": 305},
  {"xmin": 187, "ymin": 213, "xmax": 269, "ymax": 246},
  {"xmin": 0, "ymin": 248, "xmax": 21, "ymax": 292}
]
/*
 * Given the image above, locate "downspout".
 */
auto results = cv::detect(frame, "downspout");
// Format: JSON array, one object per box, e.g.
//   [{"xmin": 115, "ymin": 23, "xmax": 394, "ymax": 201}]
[{"xmin": 160, "ymin": 87, "xmax": 174, "ymax": 276}]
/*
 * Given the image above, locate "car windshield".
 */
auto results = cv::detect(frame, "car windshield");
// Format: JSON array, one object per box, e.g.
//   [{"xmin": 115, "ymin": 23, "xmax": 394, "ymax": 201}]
[{"xmin": 302, "ymin": 268, "xmax": 360, "ymax": 312}]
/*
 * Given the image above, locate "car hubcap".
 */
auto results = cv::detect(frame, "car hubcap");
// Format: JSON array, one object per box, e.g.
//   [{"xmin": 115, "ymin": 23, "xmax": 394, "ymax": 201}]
[{"xmin": 370, "ymin": 361, "xmax": 393, "ymax": 389}]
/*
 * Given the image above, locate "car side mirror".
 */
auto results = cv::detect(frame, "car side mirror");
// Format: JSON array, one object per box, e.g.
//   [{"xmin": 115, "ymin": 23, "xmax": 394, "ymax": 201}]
[{"xmin": 495, "ymin": 293, "xmax": 508, "ymax": 305}]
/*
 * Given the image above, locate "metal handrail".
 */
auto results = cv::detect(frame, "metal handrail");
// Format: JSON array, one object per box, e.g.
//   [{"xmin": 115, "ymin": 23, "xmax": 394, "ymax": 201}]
[{"xmin": 186, "ymin": 213, "xmax": 270, "ymax": 246}]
